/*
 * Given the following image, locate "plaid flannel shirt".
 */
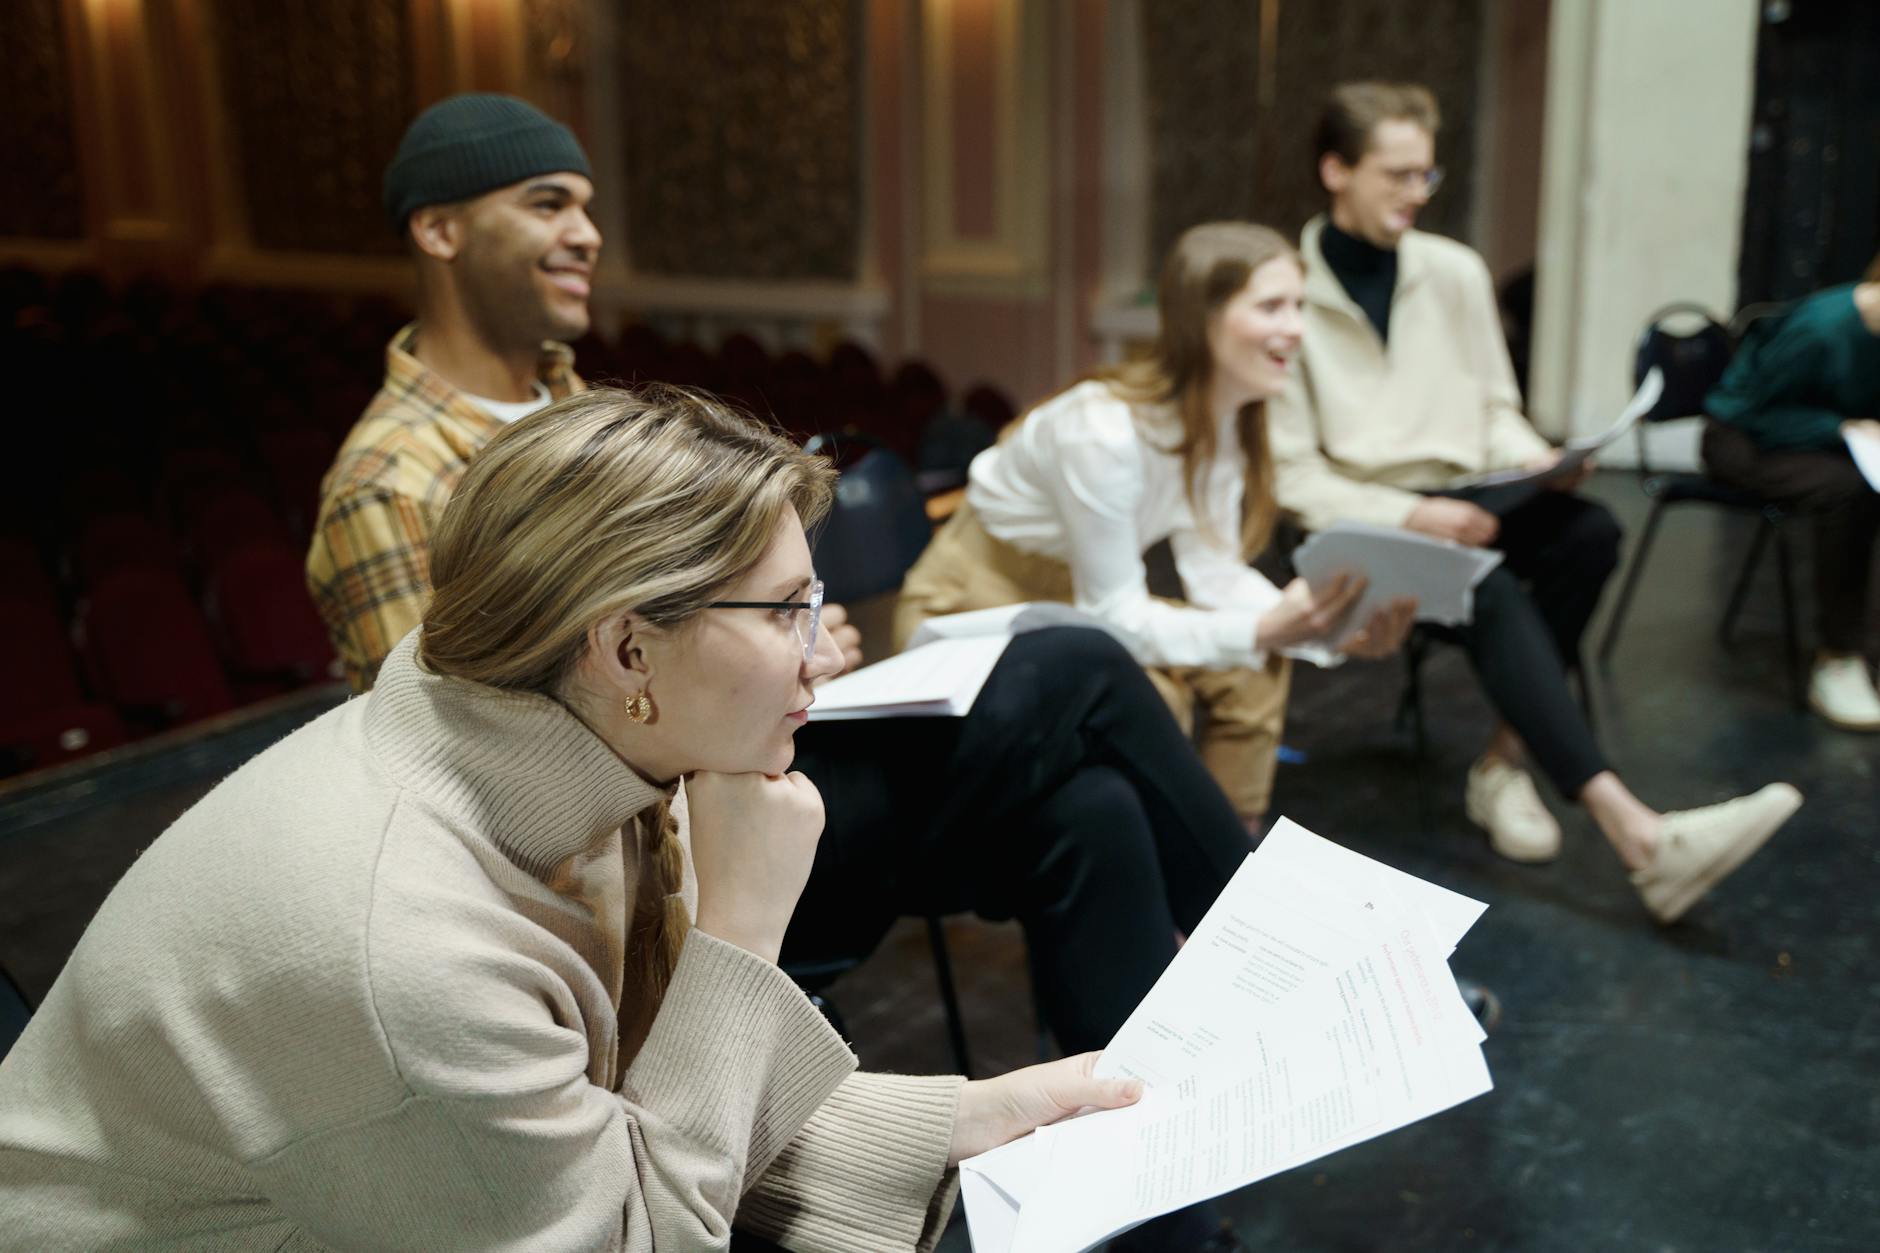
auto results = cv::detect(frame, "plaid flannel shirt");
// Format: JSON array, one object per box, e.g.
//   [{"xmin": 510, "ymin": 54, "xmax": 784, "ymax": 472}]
[{"xmin": 306, "ymin": 324, "xmax": 581, "ymax": 691}]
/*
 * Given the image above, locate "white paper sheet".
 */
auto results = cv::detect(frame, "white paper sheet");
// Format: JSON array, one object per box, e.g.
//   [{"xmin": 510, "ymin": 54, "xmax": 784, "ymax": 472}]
[
  {"xmin": 1292, "ymin": 523, "xmax": 1505, "ymax": 647},
  {"xmin": 1449, "ymin": 366, "xmax": 1665, "ymax": 491},
  {"xmin": 806, "ymin": 635, "xmax": 1007, "ymax": 719},
  {"xmin": 1844, "ymin": 423, "xmax": 1880, "ymax": 493},
  {"xmin": 961, "ymin": 818, "xmax": 1492, "ymax": 1253},
  {"xmin": 906, "ymin": 601, "xmax": 1117, "ymax": 649}
]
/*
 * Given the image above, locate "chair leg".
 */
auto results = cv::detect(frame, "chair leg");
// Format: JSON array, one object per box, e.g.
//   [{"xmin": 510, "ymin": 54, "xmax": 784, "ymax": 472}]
[
  {"xmin": 1771, "ymin": 521, "xmax": 1806, "ymax": 709},
  {"xmin": 1719, "ymin": 521, "xmax": 1773, "ymax": 646},
  {"xmin": 1404, "ymin": 646, "xmax": 1433, "ymax": 837},
  {"xmin": 1598, "ymin": 497, "xmax": 1670, "ymax": 662},
  {"xmin": 925, "ymin": 915, "xmax": 974, "ymax": 1078}
]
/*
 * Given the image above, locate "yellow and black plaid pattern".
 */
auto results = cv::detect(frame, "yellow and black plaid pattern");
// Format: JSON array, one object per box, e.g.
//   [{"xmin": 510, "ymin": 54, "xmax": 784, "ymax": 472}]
[{"xmin": 306, "ymin": 324, "xmax": 579, "ymax": 691}]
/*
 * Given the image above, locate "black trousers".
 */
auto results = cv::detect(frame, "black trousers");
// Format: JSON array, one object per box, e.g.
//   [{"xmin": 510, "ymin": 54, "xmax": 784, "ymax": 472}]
[
  {"xmin": 1703, "ymin": 420, "xmax": 1880, "ymax": 656},
  {"xmin": 1425, "ymin": 488, "xmax": 1621, "ymax": 797},
  {"xmin": 735, "ymin": 628, "xmax": 1250, "ymax": 1250},
  {"xmin": 782, "ymin": 625, "xmax": 1257, "ymax": 1053}
]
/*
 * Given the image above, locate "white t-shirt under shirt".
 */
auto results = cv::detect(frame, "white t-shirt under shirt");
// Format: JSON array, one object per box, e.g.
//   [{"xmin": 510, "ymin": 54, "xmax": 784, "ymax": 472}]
[
  {"xmin": 464, "ymin": 381, "xmax": 553, "ymax": 424},
  {"xmin": 965, "ymin": 379, "xmax": 1284, "ymax": 669}
]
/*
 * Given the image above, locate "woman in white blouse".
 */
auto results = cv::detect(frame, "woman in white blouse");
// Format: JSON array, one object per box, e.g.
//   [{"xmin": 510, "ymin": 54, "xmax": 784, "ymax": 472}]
[{"xmin": 896, "ymin": 221, "xmax": 1414, "ymax": 822}]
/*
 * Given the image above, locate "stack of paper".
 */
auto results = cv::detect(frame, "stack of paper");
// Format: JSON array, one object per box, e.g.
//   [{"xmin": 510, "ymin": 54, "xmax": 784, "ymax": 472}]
[
  {"xmin": 961, "ymin": 818, "xmax": 1492, "ymax": 1253},
  {"xmin": 1292, "ymin": 524, "xmax": 1504, "ymax": 648},
  {"xmin": 806, "ymin": 635, "xmax": 1009, "ymax": 719},
  {"xmin": 905, "ymin": 602, "xmax": 1115, "ymax": 650},
  {"xmin": 810, "ymin": 603, "xmax": 1116, "ymax": 721}
]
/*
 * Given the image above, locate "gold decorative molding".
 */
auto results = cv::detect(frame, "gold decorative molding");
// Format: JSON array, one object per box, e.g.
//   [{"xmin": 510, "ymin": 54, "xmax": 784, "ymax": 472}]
[{"xmin": 919, "ymin": 0, "xmax": 1049, "ymax": 298}]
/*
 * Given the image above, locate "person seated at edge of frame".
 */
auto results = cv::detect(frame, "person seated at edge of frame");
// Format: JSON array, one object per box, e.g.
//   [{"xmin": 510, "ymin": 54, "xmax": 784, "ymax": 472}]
[
  {"xmin": 304, "ymin": 94, "xmax": 1363, "ymax": 1249},
  {"xmin": 1702, "ymin": 253, "xmax": 1880, "ymax": 731},
  {"xmin": 0, "ymin": 386, "xmax": 1159, "ymax": 1251},
  {"xmin": 1263, "ymin": 79, "xmax": 1802, "ymax": 923},
  {"xmin": 893, "ymin": 220, "xmax": 1421, "ymax": 831}
]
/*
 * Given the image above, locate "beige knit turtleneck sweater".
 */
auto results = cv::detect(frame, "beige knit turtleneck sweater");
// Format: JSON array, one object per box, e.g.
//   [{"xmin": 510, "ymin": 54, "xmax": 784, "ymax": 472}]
[{"xmin": 0, "ymin": 633, "xmax": 961, "ymax": 1250}]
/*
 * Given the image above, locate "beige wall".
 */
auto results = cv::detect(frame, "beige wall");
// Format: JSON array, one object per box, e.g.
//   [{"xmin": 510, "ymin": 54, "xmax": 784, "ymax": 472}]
[
  {"xmin": 897, "ymin": 0, "xmax": 1108, "ymax": 408},
  {"xmin": 1530, "ymin": 0, "xmax": 1759, "ymax": 466}
]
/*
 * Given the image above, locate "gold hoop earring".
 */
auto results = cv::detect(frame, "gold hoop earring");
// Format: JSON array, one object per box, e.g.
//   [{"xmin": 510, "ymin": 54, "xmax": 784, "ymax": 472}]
[{"xmin": 626, "ymin": 693, "xmax": 654, "ymax": 725}]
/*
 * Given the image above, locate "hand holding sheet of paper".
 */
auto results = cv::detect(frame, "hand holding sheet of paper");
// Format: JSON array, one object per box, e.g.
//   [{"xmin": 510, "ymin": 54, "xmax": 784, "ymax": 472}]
[
  {"xmin": 1261, "ymin": 573, "xmax": 1416, "ymax": 660},
  {"xmin": 961, "ymin": 819, "xmax": 1494, "ymax": 1253},
  {"xmin": 1292, "ymin": 524, "xmax": 1504, "ymax": 648},
  {"xmin": 1449, "ymin": 367, "xmax": 1664, "ymax": 492}
]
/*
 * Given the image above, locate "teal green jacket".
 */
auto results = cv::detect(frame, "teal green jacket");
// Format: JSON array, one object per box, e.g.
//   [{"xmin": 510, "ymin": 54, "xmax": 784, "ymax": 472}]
[{"xmin": 1704, "ymin": 284, "xmax": 1880, "ymax": 451}]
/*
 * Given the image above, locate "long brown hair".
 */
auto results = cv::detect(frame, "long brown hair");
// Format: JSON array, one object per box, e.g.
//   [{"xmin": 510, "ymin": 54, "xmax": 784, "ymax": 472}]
[
  {"xmin": 1093, "ymin": 220, "xmax": 1297, "ymax": 558},
  {"xmin": 420, "ymin": 384, "xmax": 835, "ymax": 1021}
]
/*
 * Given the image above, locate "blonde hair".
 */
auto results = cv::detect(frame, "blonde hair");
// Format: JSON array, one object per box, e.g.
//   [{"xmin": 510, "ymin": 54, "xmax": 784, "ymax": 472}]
[
  {"xmin": 421, "ymin": 384, "xmax": 835, "ymax": 1018},
  {"xmin": 1091, "ymin": 220, "xmax": 1295, "ymax": 558}
]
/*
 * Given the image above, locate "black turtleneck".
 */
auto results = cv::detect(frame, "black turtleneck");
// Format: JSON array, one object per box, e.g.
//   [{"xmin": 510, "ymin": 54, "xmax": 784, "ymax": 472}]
[{"xmin": 1320, "ymin": 219, "xmax": 1398, "ymax": 343}]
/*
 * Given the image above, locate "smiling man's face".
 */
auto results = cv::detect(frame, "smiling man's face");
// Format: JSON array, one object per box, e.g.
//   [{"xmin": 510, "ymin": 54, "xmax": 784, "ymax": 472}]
[
  {"xmin": 1323, "ymin": 118, "xmax": 1437, "ymax": 249},
  {"xmin": 453, "ymin": 172, "xmax": 601, "ymax": 349}
]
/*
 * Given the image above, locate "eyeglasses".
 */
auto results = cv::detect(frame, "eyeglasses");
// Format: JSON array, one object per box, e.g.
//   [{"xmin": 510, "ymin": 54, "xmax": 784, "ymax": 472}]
[
  {"xmin": 705, "ymin": 578, "xmax": 825, "ymax": 662},
  {"xmin": 1383, "ymin": 165, "xmax": 1445, "ymax": 197}
]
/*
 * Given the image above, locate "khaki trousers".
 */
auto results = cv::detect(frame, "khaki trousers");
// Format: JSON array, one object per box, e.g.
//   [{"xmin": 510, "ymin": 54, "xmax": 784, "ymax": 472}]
[{"xmin": 895, "ymin": 501, "xmax": 1291, "ymax": 818}]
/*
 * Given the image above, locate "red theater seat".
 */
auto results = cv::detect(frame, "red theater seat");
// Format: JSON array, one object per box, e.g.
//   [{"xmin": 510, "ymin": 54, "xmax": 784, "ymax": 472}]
[
  {"xmin": 0, "ymin": 595, "xmax": 84, "ymax": 715},
  {"xmin": 205, "ymin": 541, "xmax": 337, "ymax": 689},
  {"xmin": 0, "ymin": 536, "xmax": 57, "ymax": 610},
  {"xmin": 258, "ymin": 426, "xmax": 339, "ymax": 537},
  {"xmin": 74, "ymin": 566, "xmax": 235, "ymax": 731},
  {"xmin": 189, "ymin": 488, "xmax": 290, "ymax": 575},
  {"xmin": 70, "ymin": 511, "xmax": 179, "ymax": 588}
]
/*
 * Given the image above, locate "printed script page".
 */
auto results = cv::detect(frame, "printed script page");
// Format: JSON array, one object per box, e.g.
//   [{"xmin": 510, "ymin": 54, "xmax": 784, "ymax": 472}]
[{"xmin": 963, "ymin": 819, "xmax": 1491, "ymax": 1253}]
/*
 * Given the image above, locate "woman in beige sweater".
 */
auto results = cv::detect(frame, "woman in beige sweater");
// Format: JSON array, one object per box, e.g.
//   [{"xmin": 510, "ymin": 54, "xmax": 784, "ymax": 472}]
[{"xmin": 0, "ymin": 386, "xmax": 1139, "ymax": 1251}]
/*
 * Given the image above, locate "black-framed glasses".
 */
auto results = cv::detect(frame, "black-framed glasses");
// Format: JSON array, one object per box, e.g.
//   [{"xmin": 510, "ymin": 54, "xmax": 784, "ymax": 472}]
[{"xmin": 705, "ymin": 578, "xmax": 825, "ymax": 662}]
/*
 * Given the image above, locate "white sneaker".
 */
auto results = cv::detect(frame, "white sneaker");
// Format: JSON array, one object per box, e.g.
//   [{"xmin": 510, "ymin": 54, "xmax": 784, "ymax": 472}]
[
  {"xmin": 1809, "ymin": 656, "xmax": 1880, "ymax": 731},
  {"xmin": 1630, "ymin": 783, "xmax": 1803, "ymax": 924},
  {"xmin": 1464, "ymin": 755, "xmax": 1562, "ymax": 863}
]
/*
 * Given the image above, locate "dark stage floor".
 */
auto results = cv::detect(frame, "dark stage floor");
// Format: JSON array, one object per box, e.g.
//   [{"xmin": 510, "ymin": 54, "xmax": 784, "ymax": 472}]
[{"xmin": 2, "ymin": 472, "xmax": 1875, "ymax": 1251}]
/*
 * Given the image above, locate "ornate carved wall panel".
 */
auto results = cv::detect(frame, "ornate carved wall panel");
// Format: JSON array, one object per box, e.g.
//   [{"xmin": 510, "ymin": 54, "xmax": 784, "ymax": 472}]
[
  {"xmin": 213, "ymin": 0, "xmax": 417, "ymax": 255},
  {"xmin": 1143, "ymin": 0, "xmax": 1484, "ymax": 262},
  {"xmin": 1140, "ymin": 0, "xmax": 1262, "ymax": 270},
  {"xmin": 1262, "ymin": 0, "xmax": 1485, "ymax": 240},
  {"xmin": 621, "ymin": 0, "xmax": 862, "ymax": 280},
  {"xmin": 0, "ymin": 0, "xmax": 84, "ymax": 240}
]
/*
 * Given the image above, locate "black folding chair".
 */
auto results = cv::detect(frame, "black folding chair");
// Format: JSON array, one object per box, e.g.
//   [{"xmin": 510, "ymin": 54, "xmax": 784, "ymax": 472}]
[
  {"xmin": 790, "ymin": 432, "xmax": 978, "ymax": 1075},
  {"xmin": 1596, "ymin": 302, "xmax": 1806, "ymax": 707}
]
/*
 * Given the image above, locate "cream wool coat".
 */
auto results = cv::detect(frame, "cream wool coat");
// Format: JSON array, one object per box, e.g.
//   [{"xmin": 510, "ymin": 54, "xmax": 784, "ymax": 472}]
[
  {"xmin": 0, "ymin": 633, "xmax": 959, "ymax": 1251},
  {"xmin": 1268, "ymin": 215, "xmax": 1553, "ymax": 532}
]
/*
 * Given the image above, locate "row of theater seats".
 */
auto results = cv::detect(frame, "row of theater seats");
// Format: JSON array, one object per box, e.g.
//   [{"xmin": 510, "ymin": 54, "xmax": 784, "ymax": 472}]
[
  {"xmin": 0, "ymin": 267, "xmax": 1018, "ymax": 782},
  {"xmin": 572, "ymin": 328, "xmax": 1016, "ymax": 474}
]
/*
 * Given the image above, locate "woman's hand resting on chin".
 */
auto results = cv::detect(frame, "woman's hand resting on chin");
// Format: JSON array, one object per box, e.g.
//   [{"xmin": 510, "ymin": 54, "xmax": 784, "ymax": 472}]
[{"xmin": 687, "ymin": 769, "xmax": 824, "ymax": 964}]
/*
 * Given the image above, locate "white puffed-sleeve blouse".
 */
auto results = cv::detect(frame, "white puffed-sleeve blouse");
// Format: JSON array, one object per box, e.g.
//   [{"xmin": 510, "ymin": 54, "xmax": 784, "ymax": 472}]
[{"xmin": 965, "ymin": 379, "xmax": 1285, "ymax": 669}]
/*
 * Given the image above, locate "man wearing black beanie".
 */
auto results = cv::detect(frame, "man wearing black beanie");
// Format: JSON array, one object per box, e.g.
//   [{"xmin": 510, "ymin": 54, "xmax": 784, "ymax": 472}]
[{"xmin": 308, "ymin": 93, "xmax": 597, "ymax": 688}]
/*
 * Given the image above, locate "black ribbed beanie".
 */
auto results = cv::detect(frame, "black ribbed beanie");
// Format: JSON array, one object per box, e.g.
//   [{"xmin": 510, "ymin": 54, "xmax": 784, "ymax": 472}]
[{"xmin": 382, "ymin": 93, "xmax": 592, "ymax": 234}]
